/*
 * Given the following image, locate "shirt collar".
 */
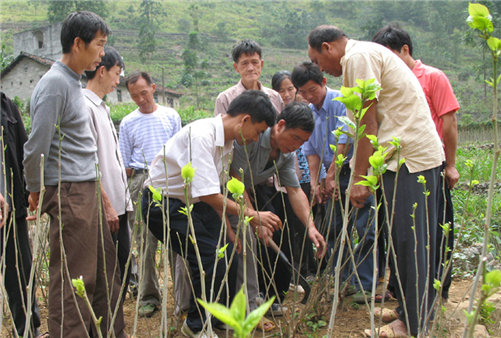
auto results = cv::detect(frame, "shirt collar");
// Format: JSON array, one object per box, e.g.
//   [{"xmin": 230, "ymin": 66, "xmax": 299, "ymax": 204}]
[
  {"xmin": 54, "ymin": 60, "xmax": 81, "ymax": 81},
  {"xmin": 82, "ymin": 88, "xmax": 104, "ymax": 107},
  {"xmin": 237, "ymin": 79, "xmax": 263, "ymax": 91},
  {"xmin": 259, "ymin": 127, "xmax": 272, "ymax": 150},
  {"xmin": 214, "ymin": 115, "xmax": 233, "ymax": 155},
  {"xmin": 412, "ymin": 59, "xmax": 425, "ymax": 77}
]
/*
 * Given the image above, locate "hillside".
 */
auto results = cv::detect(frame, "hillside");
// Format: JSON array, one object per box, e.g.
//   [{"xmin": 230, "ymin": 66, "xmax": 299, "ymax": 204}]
[{"xmin": 1, "ymin": 0, "xmax": 499, "ymax": 124}]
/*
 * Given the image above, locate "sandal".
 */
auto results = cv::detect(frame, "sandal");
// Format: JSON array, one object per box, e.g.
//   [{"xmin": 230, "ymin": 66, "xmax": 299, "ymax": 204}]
[
  {"xmin": 256, "ymin": 317, "xmax": 275, "ymax": 332},
  {"xmin": 373, "ymin": 307, "xmax": 398, "ymax": 323},
  {"xmin": 375, "ymin": 290, "xmax": 396, "ymax": 303}
]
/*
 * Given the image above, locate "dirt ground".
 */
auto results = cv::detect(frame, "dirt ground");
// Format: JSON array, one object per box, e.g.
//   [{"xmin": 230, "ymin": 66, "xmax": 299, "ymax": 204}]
[{"xmin": 14, "ymin": 276, "xmax": 498, "ymax": 337}]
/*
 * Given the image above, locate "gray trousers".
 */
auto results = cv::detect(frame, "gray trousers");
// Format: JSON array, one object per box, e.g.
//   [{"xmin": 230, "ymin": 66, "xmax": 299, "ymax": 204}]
[{"xmin": 128, "ymin": 171, "xmax": 161, "ymax": 306}]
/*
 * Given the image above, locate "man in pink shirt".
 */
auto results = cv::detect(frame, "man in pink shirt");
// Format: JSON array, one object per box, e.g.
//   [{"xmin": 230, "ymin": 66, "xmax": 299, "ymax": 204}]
[{"xmin": 373, "ymin": 23, "xmax": 460, "ymax": 301}]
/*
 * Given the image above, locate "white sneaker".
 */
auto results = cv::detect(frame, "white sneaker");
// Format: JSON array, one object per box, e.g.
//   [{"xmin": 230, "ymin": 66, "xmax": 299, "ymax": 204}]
[
  {"xmin": 181, "ymin": 320, "xmax": 219, "ymax": 338},
  {"xmin": 289, "ymin": 283, "xmax": 305, "ymax": 293}
]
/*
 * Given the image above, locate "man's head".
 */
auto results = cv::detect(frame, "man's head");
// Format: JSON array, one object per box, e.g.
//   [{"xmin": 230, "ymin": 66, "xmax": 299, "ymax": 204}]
[
  {"xmin": 85, "ymin": 46, "xmax": 124, "ymax": 96},
  {"xmin": 372, "ymin": 23, "xmax": 413, "ymax": 57},
  {"xmin": 291, "ymin": 62, "xmax": 327, "ymax": 108},
  {"xmin": 227, "ymin": 90, "xmax": 276, "ymax": 145},
  {"xmin": 272, "ymin": 101, "xmax": 314, "ymax": 153},
  {"xmin": 232, "ymin": 39, "xmax": 264, "ymax": 86},
  {"xmin": 126, "ymin": 72, "xmax": 157, "ymax": 114},
  {"xmin": 61, "ymin": 11, "xmax": 110, "ymax": 72},
  {"xmin": 307, "ymin": 25, "xmax": 347, "ymax": 77}
]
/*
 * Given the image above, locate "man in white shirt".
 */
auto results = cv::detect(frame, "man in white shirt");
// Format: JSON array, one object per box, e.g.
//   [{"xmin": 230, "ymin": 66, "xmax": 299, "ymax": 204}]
[
  {"xmin": 83, "ymin": 46, "xmax": 133, "ymax": 299},
  {"xmin": 119, "ymin": 71, "xmax": 182, "ymax": 317},
  {"xmin": 143, "ymin": 90, "xmax": 280, "ymax": 337}
]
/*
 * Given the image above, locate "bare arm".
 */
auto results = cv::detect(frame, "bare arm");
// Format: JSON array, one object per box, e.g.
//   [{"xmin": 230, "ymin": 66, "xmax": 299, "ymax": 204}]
[
  {"xmin": 101, "ymin": 186, "xmax": 119, "ymax": 233},
  {"xmin": 0, "ymin": 193, "xmax": 8, "ymax": 228},
  {"xmin": 285, "ymin": 186, "xmax": 326, "ymax": 257},
  {"xmin": 441, "ymin": 111, "xmax": 459, "ymax": 189},
  {"xmin": 350, "ymin": 99, "xmax": 378, "ymax": 208}
]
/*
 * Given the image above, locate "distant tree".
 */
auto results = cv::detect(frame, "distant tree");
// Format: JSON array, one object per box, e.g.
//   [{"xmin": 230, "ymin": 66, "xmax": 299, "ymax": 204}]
[
  {"xmin": 181, "ymin": 31, "xmax": 209, "ymax": 109},
  {"xmin": 47, "ymin": 0, "xmax": 108, "ymax": 23},
  {"xmin": 0, "ymin": 43, "xmax": 13, "ymax": 72},
  {"xmin": 137, "ymin": 0, "xmax": 163, "ymax": 63}
]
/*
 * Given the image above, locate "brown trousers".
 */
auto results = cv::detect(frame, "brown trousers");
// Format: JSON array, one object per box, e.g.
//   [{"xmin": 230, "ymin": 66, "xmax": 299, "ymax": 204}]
[{"xmin": 42, "ymin": 182, "xmax": 126, "ymax": 338}]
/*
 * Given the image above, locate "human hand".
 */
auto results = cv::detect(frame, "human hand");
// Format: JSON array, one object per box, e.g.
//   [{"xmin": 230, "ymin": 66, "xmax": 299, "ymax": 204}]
[
  {"xmin": 26, "ymin": 192, "xmax": 40, "ymax": 221},
  {"xmin": 307, "ymin": 225, "xmax": 326, "ymax": 258},
  {"xmin": 0, "ymin": 193, "xmax": 8, "ymax": 228},
  {"xmin": 349, "ymin": 184, "xmax": 370, "ymax": 209},
  {"xmin": 104, "ymin": 203, "xmax": 119, "ymax": 233},
  {"xmin": 444, "ymin": 165, "xmax": 460, "ymax": 189},
  {"xmin": 251, "ymin": 210, "xmax": 282, "ymax": 232}
]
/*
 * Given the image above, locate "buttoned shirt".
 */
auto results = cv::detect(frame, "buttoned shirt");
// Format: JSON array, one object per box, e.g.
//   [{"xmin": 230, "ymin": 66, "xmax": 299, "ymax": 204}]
[
  {"xmin": 145, "ymin": 115, "xmax": 233, "ymax": 203},
  {"xmin": 302, "ymin": 87, "xmax": 352, "ymax": 169},
  {"xmin": 412, "ymin": 60, "xmax": 460, "ymax": 140},
  {"xmin": 214, "ymin": 80, "xmax": 284, "ymax": 116},
  {"xmin": 119, "ymin": 105, "xmax": 181, "ymax": 170},
  {"xmin": 231, "ymin": 127, "xmax": 299, "ymax": 188},
  {"xmin": 83, "ymin": 89, "xmax": 132, "ymax": 215},
  {"xmin": 341, "ymin": 39, "xmax": 444, "ymax": 173}
]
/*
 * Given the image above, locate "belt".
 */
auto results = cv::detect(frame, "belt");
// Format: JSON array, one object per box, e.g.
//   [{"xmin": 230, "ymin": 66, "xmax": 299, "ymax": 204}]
[{"xmin": 132, "ymin": 168, "xmax": 148, "ymax": 175}]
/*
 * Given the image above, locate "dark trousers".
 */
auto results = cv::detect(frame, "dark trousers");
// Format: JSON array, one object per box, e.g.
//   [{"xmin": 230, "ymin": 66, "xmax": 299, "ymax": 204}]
[
  {"xmin": 253, "ymin": 184, "xmax": 294, "ymax": 302},
  {"xmin": 289, "ymin": 183, "xmax": 318, "ymax": 277},
  {"xmin": 436, "ymin": 164, "xmax": 454, "ymax": 299},
  {"xmin": 382, "ymin": 165, "xmax": 440, "ymax": 336},
  {"xmin": 143, "ymin": 190, "xmax": 237, "ymax": 333},
  {"xmin": 42, "ymin": 182, "xmax": 126, "ymax": 338},
  {"xmin": 112, "ymin": 213, "xmax": 132, "ymax": 302},
  {"xmin": 1, "ymin": 214, "xmax": 41, "ymax": 337}
]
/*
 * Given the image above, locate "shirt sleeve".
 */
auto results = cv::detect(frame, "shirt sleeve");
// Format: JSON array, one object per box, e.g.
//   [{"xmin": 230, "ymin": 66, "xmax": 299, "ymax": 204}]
[
  {"xmin": 214, "ymin": 93, "xmax": 229, "ymax": 116},
  {"xmin": 430, "ymin": 71, "xmax": 460, "ymax": 118},
  {"xmin": 118, "ymin": 119, "xmax": 132, "ymax": 168},
  {"xmin": 23, "ymin": 93, "xmax": 62, "ymax": 192},
  {"xmin": 190, "ymin": 134, "xmax": 223, "ymax": 199},
  {"xmin": 277, "ymin": 153, "xmax": 300, "ymax": 188}
]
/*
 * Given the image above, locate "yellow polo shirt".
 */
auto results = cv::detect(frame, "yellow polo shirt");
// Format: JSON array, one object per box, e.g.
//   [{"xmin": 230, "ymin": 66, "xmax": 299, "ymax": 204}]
[{"xmin": 341, "ymin": 39, "xmax": 444, "ymax": 173}]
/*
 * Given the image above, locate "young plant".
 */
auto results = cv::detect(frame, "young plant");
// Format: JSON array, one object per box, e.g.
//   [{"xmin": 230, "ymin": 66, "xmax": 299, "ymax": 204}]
[
  {"xmin": 72, "ymin": 276, "xmax": 103, "ymax": 338},
  {"xmin": 198, "ymin": 287, "xmax": 275, "ymax": 338},
  {"xmin": 465, "ymin": 3, "xmax": 501, "ymax": 337}
]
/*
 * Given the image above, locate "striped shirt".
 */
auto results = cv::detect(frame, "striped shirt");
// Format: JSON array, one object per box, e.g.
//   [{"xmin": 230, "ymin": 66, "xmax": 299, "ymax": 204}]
[{"xmin": 119, "ymin": 105, "xmax": 181, "ymax": 170}]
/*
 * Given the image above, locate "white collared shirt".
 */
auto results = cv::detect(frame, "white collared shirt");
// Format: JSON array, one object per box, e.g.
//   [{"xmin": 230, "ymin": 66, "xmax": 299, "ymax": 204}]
[
  {"xmin": 83, "ymin": 88, "xmax": 132, "ymax": 215},
  {"xmin": 145, "ymin": 115, "xmax": 233, "ymax": 203}
]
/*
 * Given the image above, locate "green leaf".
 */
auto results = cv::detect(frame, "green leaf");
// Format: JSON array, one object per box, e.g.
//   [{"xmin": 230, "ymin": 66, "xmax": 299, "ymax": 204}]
[
  {"xmin": 218, "ymin": 243, "xmax": 229, "ymax": 259},
  {"xmin": 337, "ymin": 116, "xmax": 356, "ymax": 130},
  {"xmin": 227, "ymin": 177, "xmax": 245, "ymax": 196},
  {"xmin": 487, "ymin": 37, "xmax": 501, "ymax": 51},
  {"xmin": 197, "ymin": 299, "xmax": 241, "ymax": 333},
  {"xmin": 230, "ymin": 288, "xmax": 246, "ymax": 323},
  {"xmin": 468, "ymin": 16, "xmax": 494, "ymax": 33},
  {"xmin": 433, "ymin": 279, "xmax": 442, "ymax": 291},
  {"xmin": 357, "ymin": 124, "xmax": 366, "ymax": 139},
  {"xmin": 485, "ymin": 269, "xmax": 501, "ymax": 288},
  {"xmin": 366, "ymin": 134, "xmax": 379, "ymax": 147},
  {"xmin": 181, "ymin": 162, "xmax": 196, "ymax": 182},
  {"xmin": 468, "ymin": 3, "xmax": 490, "ymax": 19},
  {"xmin": 329, "ymin": 144, "xmax": 337, "ymax": 154},
  {"xmin": 242, "ymin": 296, "xmax": 275, "ymax": 335},
  {"xmin": 72, "ymin": 276, "xmax": 86, "ymax": 298},
  {"xmin": 148, "ymin": 185, "xmax": 162, "ymax": 202},
  {"xmin": 334, "ymin": 94, "xmax": 362, "ymax": 113}
]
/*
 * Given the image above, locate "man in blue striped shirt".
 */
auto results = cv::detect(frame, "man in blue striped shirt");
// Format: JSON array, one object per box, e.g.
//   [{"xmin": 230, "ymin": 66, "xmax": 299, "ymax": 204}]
[{"xmin": 119, "ymin": 71, "xmax": 182, "ymax": 317}]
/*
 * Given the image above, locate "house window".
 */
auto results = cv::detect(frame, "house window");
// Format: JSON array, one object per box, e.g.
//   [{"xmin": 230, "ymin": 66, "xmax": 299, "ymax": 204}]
[
  {"xmin": 34, "ymin": 31, "xmax": 44, "ymax": 49},
  {"xmin": 117, "ymin": 89, "xmax": 122, "ymax": 102}
]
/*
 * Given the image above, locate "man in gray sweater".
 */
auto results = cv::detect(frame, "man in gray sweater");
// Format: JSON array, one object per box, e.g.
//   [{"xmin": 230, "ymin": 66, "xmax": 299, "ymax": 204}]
[{"xmin": 23, "ymin": 11, "xmax": 126, "ymax": 337}]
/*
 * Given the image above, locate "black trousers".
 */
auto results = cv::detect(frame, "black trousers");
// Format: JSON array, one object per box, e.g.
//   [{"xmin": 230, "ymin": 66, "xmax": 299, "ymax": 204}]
[
  {"xmin": 253, "ymin": 184, "xmax": 294, "ymax": 302},
  {"xmin": 1, "ymin": 215, "xmax": 41, "ymax": 337},
  {"xmin": 112, "ymin": 213, "xmax": 132, "ymax": 302},
  {"xmin": 382, "ymin": 165, "xmax": 440, "ymax": 336},
  {"xmin": 143, "ymin": 190, "xmax": 237, "ymax": 332}
]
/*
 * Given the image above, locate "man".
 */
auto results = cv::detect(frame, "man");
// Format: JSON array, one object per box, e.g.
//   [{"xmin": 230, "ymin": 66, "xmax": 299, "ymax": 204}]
[
  {"xmin": 83, "ymin": 46, "xmax": 133, "ymax": 297},
  {"xmin": 214, "ymin": 39, "xmax": 284, "ymax": 116},
  {"xmin": 372, "ymin": 23, "xmax": 460, "ymax": 301},
  {"xmin": 231, "ymin": 101, "xmax": 326, "ymax": 314},
  {"xmin": 23, "ymin": 11, "xmax": 126, "ymax": 337},
  {"xmin": 291, "ymin": 62, "xmax": 376, "ymax": 302},
  {"xmin": 1, "ymin": 92, "xmax": 41, "ymax": 337},
  {"xmin": 307, "ymin": 25, "xmax": 444, "ymax": 336},
  {"xmin": 143, "ymin": 90, "xmax": 280, "ymax": 337},
  {"xmin": 119, "ymin": 71, "xmax": 181, "ymax": 317}
]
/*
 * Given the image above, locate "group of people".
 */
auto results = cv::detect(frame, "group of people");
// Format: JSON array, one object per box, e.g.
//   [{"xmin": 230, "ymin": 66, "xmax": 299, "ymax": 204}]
[{"xmin": 0, "ymin": 9, "xmax": 459, "ymax": 338}]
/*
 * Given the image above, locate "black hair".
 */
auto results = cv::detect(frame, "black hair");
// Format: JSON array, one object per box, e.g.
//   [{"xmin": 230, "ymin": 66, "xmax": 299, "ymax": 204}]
[
  {"xmin": 291, "ymin": 62, "xmax": 324, "ymax": 88},
  {"xmin": 125, "ymin": 71, "xmax": 153, "ymax": 91},
  {"xmin": 231, "ymin": 39, "xmax": 262, "ymax": 63},
  {"xmin": 226, "ymin": 90, "xmax": 276, "ymax": 127},
  {"xmin": 372, "ymin": 23, "xmax": 413, "ymax": 56},
  {"xmin": 61, "ymin": 11, "xmax": 110, "ymax": 54},
  {"xmin": 278, "ymin": 101, "xmax": 314, "ymax": 133},
  {"xmin": 85, "ymin": 46, "xmax": 124, "ymax": 80},
  {"xmin": 308, "ymin": 25, "xmax": 347, "ymax": 52},
  {"xmin": 271, "ymin": 71, "xmax": 292, "ymax": 92}
]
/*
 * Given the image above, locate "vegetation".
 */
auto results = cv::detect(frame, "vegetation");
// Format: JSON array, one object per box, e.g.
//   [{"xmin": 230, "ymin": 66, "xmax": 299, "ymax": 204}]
[{"xmin": 0, "ymin": 0, "xmax": 500, "ymax": 126}]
